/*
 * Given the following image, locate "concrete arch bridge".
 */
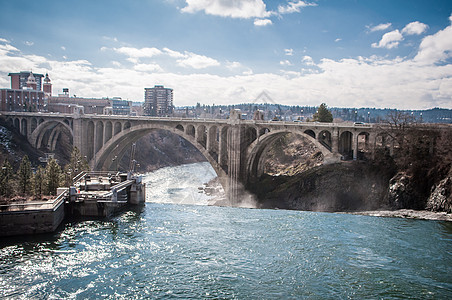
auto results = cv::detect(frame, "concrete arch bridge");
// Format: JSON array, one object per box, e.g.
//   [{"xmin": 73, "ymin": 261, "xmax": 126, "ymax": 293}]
[{"xmin": 2, "ymin": 110, "xmax": 384, "ymax": 203}]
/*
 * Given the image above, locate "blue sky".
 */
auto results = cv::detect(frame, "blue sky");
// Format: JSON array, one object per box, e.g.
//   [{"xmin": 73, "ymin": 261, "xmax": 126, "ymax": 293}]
[{"xmin": 1, "ymin": 0, "xmax": 452, "ymax": 109}]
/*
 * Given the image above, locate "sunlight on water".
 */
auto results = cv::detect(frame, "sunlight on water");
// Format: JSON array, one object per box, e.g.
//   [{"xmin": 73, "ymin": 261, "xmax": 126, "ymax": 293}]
[
  {"xmin": 143, "ymin": 162, "xmax": 218, "ymax": 205},
  {"xmin": 0, "ymin": 163, "xmax": 451, "ymax": 299}
]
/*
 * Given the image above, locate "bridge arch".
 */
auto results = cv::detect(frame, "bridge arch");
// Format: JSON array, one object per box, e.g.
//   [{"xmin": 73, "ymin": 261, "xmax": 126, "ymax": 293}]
[
  {"xmin": 30, "ymin": 119, "xmax": 74, "ymax": 150},
  {"xmin": 246, "ymin": 128, "xmax": 337, "ymax": 182},
  {"xmin": 93, "ymin": 123, "xmax": 228, "ymax": 188}
]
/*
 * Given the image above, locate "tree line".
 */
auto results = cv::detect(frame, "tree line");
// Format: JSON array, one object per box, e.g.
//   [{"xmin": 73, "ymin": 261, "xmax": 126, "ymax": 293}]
[{"xmin": 0, "ymin": 147, "xmax": 89, "ymax": 201}]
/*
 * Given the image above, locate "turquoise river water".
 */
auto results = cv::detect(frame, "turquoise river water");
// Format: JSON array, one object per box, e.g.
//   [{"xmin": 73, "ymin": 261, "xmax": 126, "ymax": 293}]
[{"xmin": 1, "ymin": 163, "xmax": 451, "ymax": 299}]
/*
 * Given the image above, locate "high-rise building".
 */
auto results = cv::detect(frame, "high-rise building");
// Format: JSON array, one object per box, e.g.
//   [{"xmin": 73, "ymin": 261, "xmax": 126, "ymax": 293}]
[
  {"xmin": 144, "ymin": 85, "xmax": 173, "ymax": 116},
  {"xmin": 8, "ymin": 71, "xmax": 44, "ymax": 91}
]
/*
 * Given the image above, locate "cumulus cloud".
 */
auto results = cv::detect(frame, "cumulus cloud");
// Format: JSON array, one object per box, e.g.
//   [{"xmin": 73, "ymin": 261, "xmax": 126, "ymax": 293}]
[
  {"xmin": 114, "ymin": 46, "xmax": 162, "ymax": 58},
  {"xmin": 24, "ymin": 41, "xmax": 34, "ymax": 46},
  {"xmin": 133, "ymin": 63, "xmax": 163, "ymax": 72},
  {"xmin": 254, "ymin": 19, "xmax": 272, "ymax": 26},
  {"xmin": 368, "ymin": 23, "xmax": 392, "ymax": 32},
  {"xmin": 280, "ymin": 60, "xmax": 292, "ymax": 66},
  {"xmin": 302, "ymin": 55, "xmax": 315, "ymax": 65},
  {"xmin": 181, "ymin": 0, "xmax": 270, "ymax": 19},
  {"xmin": 0, "ymin": 37, "xmax": 10, "ymax": 43},
  {"xmin": 163, "ymin": 47, "xmax": 186, "ymax": 58},
  {"xmin": 177, "ymin": 52, "xmax": 220, "ymax": 69},
  {"xmin": 402, "ymin": 21, "xmax": 428, "ymax": 35},
  {"xmin": 371, "ymin": 29, "xmax": 403, "ymax": 49},
  {"xmin": 278, "ymin": 1, "xmax": 316, "ymax": 14},
  {"xmin": 335, "ymin": 38, "xmax": 342, "ymax": 42},
  {"xmin": 414, "ymin": 18, "xmax": 452, "ymax": 65},
  {"xmin": 61, "ymin": 46, "xmax": 66, "ymax": 51},
  {"xmin": 285, "ymin": 48, "xmax": 294, "ymax": 56}
]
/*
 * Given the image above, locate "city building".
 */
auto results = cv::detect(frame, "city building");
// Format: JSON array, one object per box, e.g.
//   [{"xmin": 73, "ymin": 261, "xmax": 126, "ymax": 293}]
[
  {"xmin": 1, "ymin": 71, "xmax": 47, "ymax": 112},
  {"xmin": 47, "ymin": 90, "xmax": 132, "ymax": 115},
  {"xmin": 144, "ymin": 85, "xmax": 173, "ymax": 116},
  {"xmin": 111, "ymin": 98, "xmax": 132, "ymax": 115},
  {"xmin": 8, "ymin": 71, "xmax": 44, "ymax": 91}
]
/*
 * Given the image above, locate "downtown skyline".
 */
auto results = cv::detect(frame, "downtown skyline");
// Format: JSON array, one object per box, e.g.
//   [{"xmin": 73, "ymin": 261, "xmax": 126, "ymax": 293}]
[{"xmin": 1, "ymin": 0, "xmax": 452, "ymax": 110}]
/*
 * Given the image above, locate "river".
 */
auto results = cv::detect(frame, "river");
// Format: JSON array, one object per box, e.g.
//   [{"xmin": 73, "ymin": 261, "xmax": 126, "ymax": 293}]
[{"xmin": 0, "ymin": 162, "xmax": 451, "ymax": 299}]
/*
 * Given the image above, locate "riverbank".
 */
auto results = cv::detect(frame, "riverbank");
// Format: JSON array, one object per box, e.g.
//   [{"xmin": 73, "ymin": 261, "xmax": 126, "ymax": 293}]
[{"xmin": 343, "ymin": 209, "xmax": 452, "ymax": 222}]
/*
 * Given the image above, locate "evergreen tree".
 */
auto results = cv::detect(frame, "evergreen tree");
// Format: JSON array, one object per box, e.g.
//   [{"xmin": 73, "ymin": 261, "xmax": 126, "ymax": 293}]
[
  {"xmin": 32, "ymin": 166, "xmax": 45, "ymax": 199},
  {"xmin": 313, "ymin": 103, "xmax": 333, "ymax": 123},
  {"xmin": 45, "ymin": 158, "xmax": 61, "ymax": 196},
  {"xmin": 0, "ymin": 159, "xmax": 14, "ymax": 198},
  {"xmin": 18, "ymin": 155, "xmax": 32, "ymax": 195},
  {"xmin": 63, "ymin": 147, "xmax": 89, "ymax": 186}
]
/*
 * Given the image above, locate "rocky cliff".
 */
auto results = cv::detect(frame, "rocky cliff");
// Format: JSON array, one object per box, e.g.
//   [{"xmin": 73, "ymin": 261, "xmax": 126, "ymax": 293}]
[{"xmin": 248, "ymin": 162, "xmax": 393, "ymax": 212}]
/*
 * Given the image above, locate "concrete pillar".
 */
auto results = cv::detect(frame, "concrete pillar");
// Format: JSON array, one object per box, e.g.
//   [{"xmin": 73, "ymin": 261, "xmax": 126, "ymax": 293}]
[
  {"xmin": 219, "ymin": 127, "xmax": 228, "ymax": 168},
  {"xmin": 227, "ymin": 125, "xmax": 241, "ymax": 205},
  {"xmin": 353, "ymin": 132, "xmax": 358, "ymax": 160},
  {"xmin": 72, "ymin": 118, "xmax": 86, "ymax": 160},
  {"xmin": 331, "ymin": 127, "xmax": 339, "ymax": 154},
  {"xmin": 226, "ymin": 109, "xmax": 243, "ymax": 205},
  {"xmin": 206, "ymin": 126, "xmax": 212, "ymax": 152}
]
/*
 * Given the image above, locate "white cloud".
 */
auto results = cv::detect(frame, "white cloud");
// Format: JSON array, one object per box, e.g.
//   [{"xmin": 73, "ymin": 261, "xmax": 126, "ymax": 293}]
[
  {"xmin": 163, "ymin": 47, "xmax": 185, "ymax": 58},
  {"xmin": 371, "ymin": 29, "xmax": 403, "ymax": 49},
  {"xmin": 0, "ymin": 38, "xmax": 10, "ymax": 43},
  {"xmin": 1, "ymin": 18, "xmax": 452, "ymax": 110},
  {"xmin": 24, "ymin": 41, "xmax": 34, "ymax": 46},
  {"xmin": 302, "ymin": 55, "xmax": 315, "ymax": 65},
  {"xmin": 402, "ymin": 21, "xmax": 428, "ymax": 35},
  {"xmin": 177, "ymin": 52, "xmax": 220, "ymax": 69},
  {"xmin": 254, "ymin": 19, "xmax": 272, "ymax": 26},
  {"xmin": 280, "ymin": 60, "xmax": 292, "ymax": 66},
  {"xmin": 112, "ymin": 61, "xmax": 121, "ymax": 67},
  {"xmin": 414, "ymin": 19, "xmax": 452, "ymax": 65},
  {"xmin": 133, "ymin": 63, "xmax": 164, "ymax": 72},
  {"xmin": 278, "ymin": 1, "xmax": 316, "ymax": 15},
  {"xmin": 61, "ymin": 46, "xmax": 66, "ymax": 51},
  {"xmin": 0, "ymin": 43, "xmax": 19, "ymax": 56},
  {"xmin": 226, "ymin": 61, "xmax": 242, "ymax": 70},
  {"xmin": 368, "ymin": 23, "xmax": 392, "ymax": 32},
  {"xmin": 335, "ymin": 38, "xmax": 342, "ymax": 42},
  {"xmin": 285, "ymin": 48, "xmax": 294, "ymax": 56},
  {"xmin": 181, "ymin": 0, "xmax": 270, "ymax": 19},
  {"xmin": 114, "ymin": 46, "xmax": 162, "ymax": 58}
]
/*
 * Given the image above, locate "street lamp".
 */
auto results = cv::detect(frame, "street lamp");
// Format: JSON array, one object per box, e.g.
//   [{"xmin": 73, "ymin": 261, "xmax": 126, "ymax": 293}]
[{"xmin": 367, "ymin": 111, "xmax": 370, "ymax": 123}]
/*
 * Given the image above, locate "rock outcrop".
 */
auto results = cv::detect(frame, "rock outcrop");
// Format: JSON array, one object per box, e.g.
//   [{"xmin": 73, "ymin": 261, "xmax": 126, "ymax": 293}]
[
  {"xmin": 426, "ymin": 168, "xmax": 452, "ymax": 213},
  {"xmin": 248, "ymin": 162, "xmax": 392, "ymax": 212}
]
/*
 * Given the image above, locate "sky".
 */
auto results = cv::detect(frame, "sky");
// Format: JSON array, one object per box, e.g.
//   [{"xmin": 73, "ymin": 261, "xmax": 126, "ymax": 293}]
[{"xmin": 0, "ymin": 0, "xmax": 452, "ymax": 109}]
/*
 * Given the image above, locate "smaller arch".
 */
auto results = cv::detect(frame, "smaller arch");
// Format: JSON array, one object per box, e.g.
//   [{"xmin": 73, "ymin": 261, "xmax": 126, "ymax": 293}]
[
  {"xmin": 64, "ymin": 119, "xmax": 70, "ymax": 126},
  {"xmin": 176, "ymin": 124, "xmax": 184, "ymax": 132},
  {"xmin": 186, "ymin": 125, "xmax": 195, "ymax": 137},
  {"xmin": 244, "ymin": 126, "xmax": 257, "ymax": 147},
  {"xmin": 304, "ymin": 129, "xmax": 315, "ymax": 139},
  {"xmin": 197, "ymin": 125, "xmax": 207, "ymax": 148},
  {"xmin": 339, "ymin": 131, "xmax": 353, "ymax": 159},
  {"xmin": 357, "ymin": 131, "xmax": 370, "ymax": 160},
  {"xmin": 39, "ymin": 118, "xmax": 44, "ymax": 125},
  {"xmin": 14, "ymin": 118, "xmax": 20, "ymax": 130},
  {"xmin": 318, "ymin": 130, "xmax": 332, "ymax": 151},
  {"xmin": 124, "ymin": 121, "xmax": 131, "ymax": 130},
  {"xmin": 259, "ymin": 127, "xmax": 270, "ymax": 136},
  {"xmin": 105, "ymin": 121, "xmax": 113, "ymax": 143},
  {"xmin": 31, "ymin": 118, "xmax": 37, "ymax": 133},
  {"xmin": 114, "ymin": 122, "xmax": 122, "ymax": 135}
]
